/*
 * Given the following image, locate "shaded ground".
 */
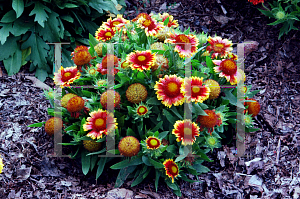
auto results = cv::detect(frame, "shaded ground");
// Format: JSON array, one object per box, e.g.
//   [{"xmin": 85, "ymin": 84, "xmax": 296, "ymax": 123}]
[{"xmin": 1, "ymin": 0, "xmax": 300, "ymax": 198}]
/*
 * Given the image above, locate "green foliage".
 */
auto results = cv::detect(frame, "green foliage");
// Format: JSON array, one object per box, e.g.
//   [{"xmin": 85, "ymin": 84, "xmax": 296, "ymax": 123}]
[
  {"xmin": 258, "ymin": 0, "xmax": 300, "ymax": 39},
  {"xmin": 0, "ymin": 0, "xmax": 126, "ymax": 81}
]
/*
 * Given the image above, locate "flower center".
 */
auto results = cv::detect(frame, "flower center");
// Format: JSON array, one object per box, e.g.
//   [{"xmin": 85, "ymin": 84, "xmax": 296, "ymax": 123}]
[
  {"xmin": 143, "ymin": 19, "xmax": 152, "ymax": 27},
  {"xmin": 112, "ymin": 21, "xmax": 121, "ymax": 26},
  {"xmin": 214, "ymin": 43, "xmax": 224, "ymax": 52},
  {"xmin": 95, "ymin": 118, "xmax": 105, "ymax": 128},
  {"xmin": 105, "ymin": 32, "xmax": 112, "ymax": 37},
  {"xmin": 207, "ymin": 137, "xmax": 216, "ymax": 145},
  {"xmin": 183, "ymin": 127, "xmax": 192, "ymax": 135},
  {"xmin": 178, "ymin": 35, "xmax": 190, "ymax": 43},
  {"xmin": 221, "ymin": 60, "xmax": 237, "ymax": 75},
  {"xmin": 138, "ymin": 55, "xmax": 146, "ymax": 61},
  {"xmin": 64, "ymin": 72, "xmax": 72, "ymax": 78},
  {"xmin": 150, "ymin": 139, "xmax": 158, "ymax": 146},
  {"xmin": 244, "ymin": 116, "xmax": 251, "ymax": 124},
  {"xmin": 171, "ymin": 165, "xmax": 178, "ymax": 174},
  {"xmin": 167, "ymin": 82, "xmax": 178, "ymax": 93},
  {"xmin": 89, "ymin": 69, "xmax": 96, "ymax": 75},
  {"xmin": 192, "ymin": 85, "xmax": 200, "ymax": 93},
  {"xmin": 137, "ymin": 106, "xmax": 147, "ymax": 115}
]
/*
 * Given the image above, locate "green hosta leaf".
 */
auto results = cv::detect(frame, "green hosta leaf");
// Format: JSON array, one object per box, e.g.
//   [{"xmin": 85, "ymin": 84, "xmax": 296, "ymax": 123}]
[
  {"xmin": 29, "ymin": 1, "xmax": 51, "ymax": 27},
  {"xmin": 81, "ymin": 150, "xmax": 91, "ymax": 175},
  {"xmin": 1, "ymin": 10, "xmax": 17, "ymax": 23},
  {"xmin": 21, "ymin": 32, "xmax": 50, "ymax": 67},
  {"xmin": 3, "ymin": 47, "xmax": 22, "ymax": 75},
  {"xmin": 0, "ymin": 23, "xmax": 14, "ymax": 44},
  {"xmin": 12, "ymin": 0, "xmax": 24, "ymax": 18}
]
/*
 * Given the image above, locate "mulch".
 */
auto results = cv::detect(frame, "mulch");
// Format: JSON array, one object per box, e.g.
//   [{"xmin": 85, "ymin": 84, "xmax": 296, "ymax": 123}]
[{"xmin": 0, "ymin": 0, "xmax": 300, "ymax": 198}]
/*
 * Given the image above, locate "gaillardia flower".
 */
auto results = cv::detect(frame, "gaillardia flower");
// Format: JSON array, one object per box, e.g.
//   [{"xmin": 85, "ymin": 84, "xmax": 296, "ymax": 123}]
[
  {"xmin": 248, "ymin": 0, "xmax": 264, "ymax": 5},
  {"xmin": 102, "ymin": 14, "xmax": 130, "ymax": 30},
  {"xmin": 126, "ymin": 83, "xmax": 148, "ymax": 104},
  {"xmin": 244, "ymin": 98, "xmax": 260, "ymax": 117},
  {"xmin": 100, "ymin": 90, "xmax": 121, "ymax": 109},
  {"xmin": 196, "ymin": 109, "xmax": 220, "ymax": 135},
  {"xmin": 132, "ymin": 13, "xmax": 150, "ymax": 22},
  {"xmin": 183, "ymin": 77, "xmax": 210, "ymax": 104},
  {"xmin": 137, "ymin": 15, "xmax": 163, "ymax": 36},
  {"xmin": 53, "ymin": 66, "xmax": 81, "ymax": 87},
  {"xmin": 165, "ymin": 33, "xmax": 199, "ymax": 58},
  {"xmin": 206, "ymin": 36, "xmax": 233, "ymax": 58},
  {"xmin": 154, "ymin": 75, "xmax": 185, "ymax": 108},
  {"xmin": 96, "ymin": 54, "xmax": 120, "ymax": 75},
  {"xmin": 126, "ymin": 50, "xmax": 156, "ymax": 71},
  {"xmin": 95, "ymin": 27, "xmax": 116, "ymax": 42},
  {"xmin": 83, "ymin": 140, "xmax": 102, "ymax": 152},
  {"xmin": 212, "ymin": 59, "xmax": 243, "ymax": 85},
  {"xmin": 172, "ymin": 119, "xmax": 200, "ymax": 145},
  {"xmin": 204, "ymin": 79, "xmax": 221, "ymax": 100},
  {"xmin": 145, "ymin": 136, "xmax": 161, "ymax": 149},
  {"xmin": 67, "ymin": 96, "xmax": 85, "ymax": 113},
  {"xmin": 83, "ymin": 109, "xmax": 118, "ymax": 139},
  {"xmin": 135, "ymin": 102, "xmax": 151, "ymax": 118},
  {"xmin": 71, "ymin": 46, "xmax": 92, "ymax": 66},
  {"xmin": 118, "ymin": 136, "xmax": 140, "ymax": 157},
  {"xmin": 151, "ymin": 54, "xmax": 169, "ymax": 72},
  {"xmin": 159, "ymin": 13, "xmax": 179, "ymax": 28},
  {"xmin": 163, "ymin": 159, "xmax": 179, "ymax": 183}
]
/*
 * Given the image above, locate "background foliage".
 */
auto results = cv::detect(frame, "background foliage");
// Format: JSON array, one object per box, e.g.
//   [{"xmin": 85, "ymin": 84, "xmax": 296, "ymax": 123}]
[{"xmin": 0, "ymin": 0, "xmax": 126, "ymax": 81}]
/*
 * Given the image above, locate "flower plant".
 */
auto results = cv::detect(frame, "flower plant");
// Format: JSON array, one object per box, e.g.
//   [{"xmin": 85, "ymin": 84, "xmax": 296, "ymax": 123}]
[
  {"xmin": 30, "ymin": 13, "xmax": 261, "ymax": 196},
  {"xmin": 249, "ymin": 0, "xmax": 300, "ymax": 39}
]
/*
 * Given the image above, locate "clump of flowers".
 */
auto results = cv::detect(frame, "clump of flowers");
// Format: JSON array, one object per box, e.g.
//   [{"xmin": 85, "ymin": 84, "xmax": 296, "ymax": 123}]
[{"xmin": 31, "ymin": 12, "xmax": 261, "ymax": 197}]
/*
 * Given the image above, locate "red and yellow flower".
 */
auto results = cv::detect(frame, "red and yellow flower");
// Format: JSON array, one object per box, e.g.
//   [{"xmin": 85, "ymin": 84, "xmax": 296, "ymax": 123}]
[
  {"xmin": 83, "ymin": 109, "xmax": 118, "ymax": 140},
  {"xmin": 183, "ymin": 77, "xmax": 210, "ymax": 104},
  {"xmin": 132, "ymin": 13, "xmax": 150, "ymax": 22},
  {"xmin": 95, "ymin": 27, "xmax": 116, "ymax": 42},
  {"xmin": 53, "ymin": 66, "xmax": 81, "ymax": 87},
  {"xmin": 145, "ymin": 136, "xmax": 161, "ymax": 149},
  {"xmin": 102, "ymin": 14, "xmax": 130, "ymax": 30},
  {"xmin": 96, "ymin": 54, "xmax": 120, "ymax": 75},
  {"xmin": 137, "ymin": 15, "xmax": 163, "ymax": 36},
  {"xmin": 172, "ymin": 119, "xmax": 200, "ymax": 145},
  {"xmin": 163, "ymin": 159, "xmax": 179, "ymax": 183},
  {"xmin": 212, "ymin": 59, "xmax": 243, "ymax": 85},
  {"xmin": 159, "ymin": 13, "xmax": 179, "ymax": 28},
  {"xmin": 126, "ymin": 50, "xmax": 156, "ymax": 71},
  {"xmin": 71, "ymin": 46, "xmax": 92, "ymax": 66},
  {"xmin": 154, "ymin": 75, "xmax": 185, "ymax": 108},
  {"xmin": 196, "ymin": 109, "xmax": 220, "ymax": 135},
  {"xmin": 206, "ymin": 36, "xmax": 233, "ymax": 58},
  {"xmin": 165, "ymin": 33, "xmax": 199, "ymax": 58},
  {"xmin": 248, "ymin": 0, "xmax": 264, "ymax": 5}
]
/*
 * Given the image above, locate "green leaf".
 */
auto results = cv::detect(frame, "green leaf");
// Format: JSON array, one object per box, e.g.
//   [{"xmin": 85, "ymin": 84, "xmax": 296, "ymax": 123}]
[
  {"xmin": 90, "ymin": 155, "xmax": 98, "ymax": 171},
  {"xmin": 81, "ymin": 150, "xmax": 91, "ymax": 175},
  {"xmin": 0, "ymin": 36, "xmax": 19, "ymax": 59},
  {"xmin": 37, "ymin": 11, "xmax": 62, "ymax": 42},
  {"xmin": 89, "ymin": 33, "xmax": 99, "ymax": 47},
  {"xmin": 82, "ymin": 90, "xmax": 93, "ymax": 98},
  {"xmin": 163, "ymin": 109, "xmax": 176, "ymax": 124},
  {"xmin": 35, "ymin": 68, "xmax": 48, "ymax": 82},
  {"xmin": 142, "ymin": 155, "xmax": 151, "ymax": 166},
  {"xmin": 147, "ymin": 97, "xmax": 162, "ymax": 105},
  {"xmin": 205, "ymin": 55, "xmax": 214, "ymax": 73},
  {"xmin": 60, "ymin": 15, "xmax": 74, "ymax": 23},
  {"xmin": 13, "ymin": 18, "xmax": 34, "ymax": 37},
  {"xmin": 257, "ymin": 8, "xmax": 274, "ymax": 18},
  {"xmin": 158, "ymin": 131, "xmax": 169, "ymax": 139},
  {"xmin": 96, "ymin": 157, "xmax": 107, "ymax": 180},
  {"xmin": 155, "ymin": 170, "xmax": 160, "ymax": 192},
  {"xmin": 88, "ymin": 0, "xmax": 104, "ymax": 13},
  {"xmin": 3, "ymin": 47, "xmax": 22, "ymax": 76},
  {"xmin": 131, "ymin": 166, "xmax": 150, "ymax": 187},
  {"xmin": 192, "ymin": 103, "xmax": 207, "ymax": 116},
  {"xmin": 29, "ymin": 2, "xmax": 51, "ymax": 27},
  {"xmin": 1, "ymin": 10, "xmax": 17, "ymax": 23},
  {"xmin": 170, "ymin": 106, "xmax": 183, "ymax": 119},
  {"xmin": 222, "ymin": 89, "xmax": 237, "ymax": 106},
  {"xmin": 149, "ymin": 158, "xmax": 164, "ymax": 168},
  {"xmin": 165, "ymin": 179, "xmax": 179, "ymax": 190},
  {"xmin": 110, "ymin": 156, "xmax": 143, "ymax": 169},
  {"xmin": 12, "ymin": 0, "xmax": 24, "ymax": 18},
  {"xmin": 0, "ymin": 23, "xmax": 14, "ymax": 44},
  {"xmin": 193, "ymin": 164, "xmax": 210, "ymax": 174},
  {"xmin": 21, "ymin": 32, "xmax": 50, "ymax": 67},
  {"xmin": 163, "ymin": 17, "xmax": 170, "ymax": 26},
  {"xmin": 151, "ymin": 121, "xmax": 163, "ymax": 132},
  {"xmin": 27, "ymin": 122, "xmax": 45, "ymax": 127},
  {"xmin": 115, "ymin": 165, "xmax": 137, "ymax": 188}
]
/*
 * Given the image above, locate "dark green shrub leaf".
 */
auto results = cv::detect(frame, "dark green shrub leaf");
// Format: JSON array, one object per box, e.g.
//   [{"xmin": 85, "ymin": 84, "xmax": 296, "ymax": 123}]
[
  {"xmin": 1, "ymin": 10, "xmax": 17, "ymax": 23},
  {"xmin": 0, "ymin": 36, "xmax": 19, "ymax": 59},
  {"xmin": 29, "ymin": 1, "xmax": 51, "ymax": 27},
  {"xmin": 3, "ymin": 48, "xmax": 22, "ymax": 75},
  {"xmin": 35, "ymin": 68, "xmax": 48, "ymax": 82},
  {"xmin": 0, "ymin": 23, "xmax": 13, "ymax": 44},
  {"xmin": 12, "ymin": 0, "xmax": 25, "ymax": 18}
]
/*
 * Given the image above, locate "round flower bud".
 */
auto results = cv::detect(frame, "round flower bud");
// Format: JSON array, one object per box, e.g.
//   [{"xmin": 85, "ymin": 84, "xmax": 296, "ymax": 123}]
[
  {"xmin": 204, "ymin": 79, "xmax": 221, "ymax": 100},
  {"xmin": 61, "ymin": 93, "xmax": 77, "ymax": 108},
  {"xmin": 118, "ymin": 136, "xmax": 140, "ymax": 157},
  {"xmin": 126, "ymin": 83, "xmax": 148, "ymax": 104},
  {"xmin": 83, "ymin": 140, "xmax": 102, "ymax": 152},
  {"xmin": 45, "ymin": 117, "xmax": 63, "ymax": 136}
]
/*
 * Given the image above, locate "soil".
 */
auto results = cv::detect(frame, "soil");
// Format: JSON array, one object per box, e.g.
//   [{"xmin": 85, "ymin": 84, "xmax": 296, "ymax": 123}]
[{"xmin": 1, "ymin": 0, "xmax": 300, "ymax": 198}]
